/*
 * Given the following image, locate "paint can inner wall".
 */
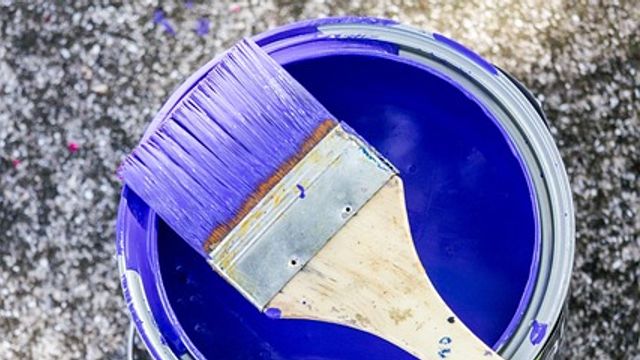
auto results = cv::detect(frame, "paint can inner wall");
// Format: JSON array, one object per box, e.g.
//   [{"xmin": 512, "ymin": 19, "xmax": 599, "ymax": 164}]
[{"xmin": 154, "ymin": 53, "xmax": 537, "ymax": 358}]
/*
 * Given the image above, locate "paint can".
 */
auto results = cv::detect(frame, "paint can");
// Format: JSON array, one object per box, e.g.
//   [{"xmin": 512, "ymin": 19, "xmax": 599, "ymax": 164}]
[{"xmin": 117, "ymin": 17, "xmax": 574, "ymax": 360}]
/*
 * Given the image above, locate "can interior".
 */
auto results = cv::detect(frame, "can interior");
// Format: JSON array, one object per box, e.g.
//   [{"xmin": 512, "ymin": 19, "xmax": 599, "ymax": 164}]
[{"xmin": 143, "ymin": 47, "xmax": 538, "ymax": 358}]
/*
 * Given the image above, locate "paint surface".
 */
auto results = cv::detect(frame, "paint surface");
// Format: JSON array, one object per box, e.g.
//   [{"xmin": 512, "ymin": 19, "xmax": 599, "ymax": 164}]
[{"xmin": 119, "ymin": 18, "xmax": 538, "ymax": 359}]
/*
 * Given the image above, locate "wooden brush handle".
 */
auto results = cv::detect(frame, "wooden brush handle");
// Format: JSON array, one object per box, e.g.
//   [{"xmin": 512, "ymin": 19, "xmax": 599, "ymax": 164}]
[{"xmin": 267, "ymin": 176, "xmax": 502, "ymax": 359}]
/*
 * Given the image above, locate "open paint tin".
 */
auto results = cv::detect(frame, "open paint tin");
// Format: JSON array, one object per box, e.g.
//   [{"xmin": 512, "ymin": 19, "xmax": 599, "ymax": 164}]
[{"xmin": 116, "ymin": 17, "xmax": 574, "ymax": 359}]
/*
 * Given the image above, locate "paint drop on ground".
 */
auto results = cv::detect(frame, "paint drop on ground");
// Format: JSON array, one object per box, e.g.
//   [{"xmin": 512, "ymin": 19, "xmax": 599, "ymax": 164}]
[
  {"xmin": 296, "ymin": 184, "xmax": 305, "ymax": 199},
  {"xmin": 152, "ymin": 9, "xmax": 175, "ymax": 35},
  {"xmin": 161, "ymin": 20, "xmax": 176, "ymax": 36},
  {"xmin": 68, "ymin": 142, "xmax": 79, "ymax": 153},
  {"xmin": 229, "ymin": 3, "xmax": 241, "ymax": 13},
  {"xmin": 152, "ymin": 9, "xmax": 165, "ymax": 24},
  {"xmin": 265, "ymin": 307, "xmax": 281, "ymax": 319},
  {"xmin": 11, "ymin": 159, "xmax": 20, "ymax": 168},
  {"xmin": 195, "ymin": 18, "xmax": 209, "ymax": 36},
  {"xmin": 529, "ymin": 320, "xmax": 548, "ymax": 345}
]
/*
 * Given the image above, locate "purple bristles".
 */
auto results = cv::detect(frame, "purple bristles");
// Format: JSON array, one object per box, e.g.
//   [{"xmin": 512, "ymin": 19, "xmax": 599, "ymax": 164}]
[{"xmin": 119, "ymin": 39, "xmax": 334, "ymax": 258}]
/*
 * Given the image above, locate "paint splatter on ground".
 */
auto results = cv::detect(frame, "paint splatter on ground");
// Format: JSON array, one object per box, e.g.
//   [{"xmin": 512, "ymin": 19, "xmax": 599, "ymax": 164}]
[
  {"xmin": 67, "ymin": 142, "xmax": 79, "ymax": 153},
  {"xmin": 0, "ymin": 1, "xmax": 638, "ymax": 359},
  {"xmin": 229, "ymin": 3, "xmax": 242, "ymax": 14},
  {"xmin": 195, "ymin": 18, "xmax": 210, "ymax": 36}
]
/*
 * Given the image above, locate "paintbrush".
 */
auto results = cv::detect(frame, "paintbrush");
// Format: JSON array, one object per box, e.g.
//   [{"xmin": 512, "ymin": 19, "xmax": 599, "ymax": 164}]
[{"xmin": 119, "ymin": 38, "xmax": 502, "ymax": 360}]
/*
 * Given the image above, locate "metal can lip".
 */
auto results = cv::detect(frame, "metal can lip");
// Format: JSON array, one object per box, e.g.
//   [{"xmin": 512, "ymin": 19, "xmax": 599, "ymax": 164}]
[{"xmin": 117, "ymin": 16, "xmax": 574, "ymax": 360}]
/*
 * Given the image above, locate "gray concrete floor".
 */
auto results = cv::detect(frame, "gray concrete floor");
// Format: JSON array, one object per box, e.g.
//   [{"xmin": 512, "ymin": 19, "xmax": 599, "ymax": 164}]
[{"xmin": 0, "ymin": 1, "xmax": 638, "ymax": 359}]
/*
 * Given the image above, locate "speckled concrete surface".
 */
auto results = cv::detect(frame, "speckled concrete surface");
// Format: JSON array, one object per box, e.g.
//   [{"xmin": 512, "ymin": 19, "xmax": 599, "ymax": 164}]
[{"xmin": 0, "ymin": 1, "xmax": 638, "ymax": 359}]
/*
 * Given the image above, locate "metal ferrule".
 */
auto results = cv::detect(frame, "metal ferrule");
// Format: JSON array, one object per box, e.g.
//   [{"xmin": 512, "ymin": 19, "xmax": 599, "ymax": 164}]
[{"xmin": 208, "ymin": 124, "xmax": 397, "ymax": 310}]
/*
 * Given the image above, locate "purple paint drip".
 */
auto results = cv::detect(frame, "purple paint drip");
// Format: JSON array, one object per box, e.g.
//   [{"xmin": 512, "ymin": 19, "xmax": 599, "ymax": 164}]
[
  {"xmin": 119, "ymin": 39, "xmax": 335, "ymax": 257},
  {"xmin": 265, "ymin": 308, "xmax": 282, "ymax": 319},
  {"xmin": 296, "ymin": 184, "xmax": 305, "ymax": 198},
  {"xmin": 529, "ymin": 320, "xmax": 548, "ymax": 345}
]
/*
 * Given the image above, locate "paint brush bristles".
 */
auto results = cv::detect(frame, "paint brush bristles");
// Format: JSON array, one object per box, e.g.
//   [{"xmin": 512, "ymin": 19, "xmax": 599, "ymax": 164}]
[{"xmin": 118, "ymin": 39, "xmax": 336, "ymax": 257}]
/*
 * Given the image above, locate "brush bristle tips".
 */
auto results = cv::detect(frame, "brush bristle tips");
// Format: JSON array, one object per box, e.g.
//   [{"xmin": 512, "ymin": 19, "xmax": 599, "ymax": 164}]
[{"xmin": 120, "ymin": 38, "xmax": 336, "ymax": 256}]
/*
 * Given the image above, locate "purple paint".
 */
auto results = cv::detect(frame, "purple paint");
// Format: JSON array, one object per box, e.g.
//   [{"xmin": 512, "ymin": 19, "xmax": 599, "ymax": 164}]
[
  {"xmin": 265, "ymin": 308, "xmax": 282, "ymax": 319},
  {"xmin": 296, "ymin": 184, "xmax": 306, "ymax": 199},
  {"xmin": 67, "ymin": 142, "xmax": 79, "ymax": 153},
  {"xmin": 152, "ymin": 9, "xmax": 175, "ymax": 36},
  {"xmin": 529, "ymin": 320, "xmax": 548, "ymax": 345},
  {"xmin": 195, "ymin": 18, "xmax": 209, "ymax": 36}
]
